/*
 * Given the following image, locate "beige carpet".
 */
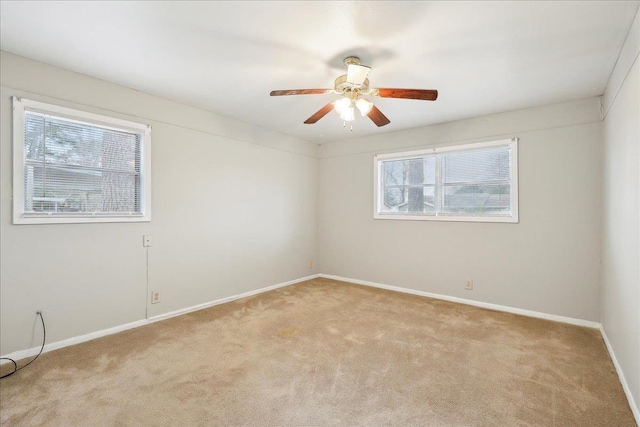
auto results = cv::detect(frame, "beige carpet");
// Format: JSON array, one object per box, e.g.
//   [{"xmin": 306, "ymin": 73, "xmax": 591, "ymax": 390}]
[{"xmin": 0, "ymin": 278, "xmax": 636, "ymax": 426}]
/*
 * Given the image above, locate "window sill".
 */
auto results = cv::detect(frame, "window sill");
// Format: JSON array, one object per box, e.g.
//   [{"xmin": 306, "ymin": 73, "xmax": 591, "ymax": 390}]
[
  {"xmin": 13, "ymin": 214, "xmax": 151, "ymax": 225},
  {"xmin": 373, "ymin": 213, "xmax": 519, "ymax": 223}
]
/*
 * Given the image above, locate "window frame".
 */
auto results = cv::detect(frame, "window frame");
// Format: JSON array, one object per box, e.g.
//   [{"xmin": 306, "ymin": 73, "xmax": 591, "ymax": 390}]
[
  {"xmin": 373, "ymin": 138, "xmax": 519, "ymax": 223},
  {"xmin": 12, "ymin": 97, "xmax": 152, "ymax": 224}
]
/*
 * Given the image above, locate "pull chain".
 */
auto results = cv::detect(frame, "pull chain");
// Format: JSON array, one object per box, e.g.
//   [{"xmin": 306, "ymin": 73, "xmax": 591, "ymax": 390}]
[{"xmin": 342, "ymin": 122, "xmax": 354, "ymax": 131}]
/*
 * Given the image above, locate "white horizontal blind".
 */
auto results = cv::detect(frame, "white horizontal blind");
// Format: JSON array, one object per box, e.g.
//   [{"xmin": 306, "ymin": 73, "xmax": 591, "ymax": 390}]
[
  {"xmin": 23, "ymin": 111, "xmax": 143, "ymax": 215},
  {"xmin": 440, "ymin": 145, "xmax": 511, "ymax": 216}
]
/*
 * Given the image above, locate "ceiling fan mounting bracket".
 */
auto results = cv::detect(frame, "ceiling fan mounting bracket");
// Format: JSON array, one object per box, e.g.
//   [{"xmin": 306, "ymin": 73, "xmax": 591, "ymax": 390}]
[{"xmin": 343, "ymin": 56, "xmax": 361, "ymax": 66}]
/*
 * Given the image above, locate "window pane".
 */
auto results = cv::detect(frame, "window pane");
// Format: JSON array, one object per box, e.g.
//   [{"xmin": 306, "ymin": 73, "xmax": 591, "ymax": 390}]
[
  {"xmin": 25, "ymin": 164, "xmax": 138, "ymax": 213},
  {"xmin": 381, "ymin": 186, "xmax": 435, "ymax": 214},
  {"xmin": 441, "ymin": 183, "xmax": 511, "ymax": 215},
  {"xmin": 383, "ymin": 160, "xmax": 406, "ymax": 187},
  {"xmin": 383, "ymin": 156, "xmax": 435, "ymax": 186},
  {"xmin": 23, "ymin": 111, "xmax": 142, "ymax": 215},
  {"xmin": 24, "ymin": 113, "xmax": 45, "ymax": 161},
  {"xmin": 442, "ymin": 146, "xmax": 510, "ymax": 184},
  {"xmin": 35, "ymin": 115, "xmax": 140, "ymax": 173},
  {"xmin": 383, "ymin": 187, "xmax": 405, "ymax": 210}
]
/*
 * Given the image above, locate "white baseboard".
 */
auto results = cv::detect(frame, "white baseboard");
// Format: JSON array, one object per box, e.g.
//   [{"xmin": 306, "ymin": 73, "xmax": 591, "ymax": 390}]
[
  {"xmin": 1, "ymin": 274, "xmax": 320, "ymax": 364},
  {"xmin": 319, "ymin": 274, "xmax": 601, "ymax": 328},
  {"xmin": 599, "ymin": 326, "xmax": 640, "ymax": 424},
  {"xmin": 147, "ymin": 274, "xmax": 320, "ymax": 322},
  {"xmin": 0, "ymin": 319, "xmax": 148, "ymax": 365}
]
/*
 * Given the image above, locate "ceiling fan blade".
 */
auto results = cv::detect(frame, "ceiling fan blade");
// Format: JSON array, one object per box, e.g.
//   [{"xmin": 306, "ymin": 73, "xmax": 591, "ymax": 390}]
[
  {"xmin": 304, "ymin": 103, "xmax": 335, "ymax": 124},
  {"xmin": 367, "ymin": 105, "xmax": 391, "ymax": 127},
  {"xmin": 374, "ymin": 88, "xmax": 438, "ymax": 101},
  {"xmin": 270, "ymin": 89, "xmax": 331, "ymax": 96},
  {"xmin": 346, "ymin": 64, "xmax": 371, "ymax": 86}
]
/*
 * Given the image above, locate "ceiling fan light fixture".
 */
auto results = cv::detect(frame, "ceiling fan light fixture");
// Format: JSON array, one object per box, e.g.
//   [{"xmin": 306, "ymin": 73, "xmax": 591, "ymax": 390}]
[
  {"xmin": 355, "ymin": 98, "xmax": 373, "ymax": 116},
  {"xmin": 339, "ymin": 107, "xmax": 355, "ymax": 122},
  {"xmin": 334, "ymin": 97, "xmax": 355, "ymax": 121}
]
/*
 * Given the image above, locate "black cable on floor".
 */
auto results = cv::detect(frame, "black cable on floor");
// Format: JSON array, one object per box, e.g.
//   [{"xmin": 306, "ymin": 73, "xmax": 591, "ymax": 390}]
[{"xmin": 0, "ymin": 311, "xmax": 46, "ymax": 379}]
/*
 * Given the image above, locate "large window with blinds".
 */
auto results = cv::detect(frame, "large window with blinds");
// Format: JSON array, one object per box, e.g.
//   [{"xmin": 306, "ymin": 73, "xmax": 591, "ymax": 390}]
[
  {"xmin": 12, "ymin": 98, "xmax": 151, "ymax": 224},
  {"xmin": 374, "ymin": 139, "xmax": 518, "ymax": 222}
]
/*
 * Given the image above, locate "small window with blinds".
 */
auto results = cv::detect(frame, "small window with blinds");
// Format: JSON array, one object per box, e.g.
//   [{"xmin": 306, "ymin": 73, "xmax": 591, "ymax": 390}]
[
  {"xmin": 374, "ymin": 139, "xmax": 518, "ymax": 223},
  {"xmin": 12, "ymin": 98, "xmax": 151, "ymax": 224}
]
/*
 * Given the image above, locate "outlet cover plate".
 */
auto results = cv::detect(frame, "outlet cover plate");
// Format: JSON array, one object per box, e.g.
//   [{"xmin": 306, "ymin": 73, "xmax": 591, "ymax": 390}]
[{"xmin": 151, "ymin": 291, "xmax": 161, "ymax": 304}]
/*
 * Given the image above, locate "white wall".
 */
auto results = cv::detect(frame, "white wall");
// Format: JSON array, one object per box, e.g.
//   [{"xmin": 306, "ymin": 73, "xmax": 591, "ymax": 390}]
[
  {"xmin": 0, "ymin": 51, "xmax": 319, "ymax": 356},
  {"xmin": 319, "ymin": 98, "xmax": 603, "ymax": 321},
  {"xmin": 601, "ymin": 9, "xmax": 640, "ymax": 417}
]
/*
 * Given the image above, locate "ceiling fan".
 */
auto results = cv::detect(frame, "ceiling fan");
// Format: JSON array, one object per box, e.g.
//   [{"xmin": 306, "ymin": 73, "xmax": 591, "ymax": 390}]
[{"xmin": 270, "ymin": 56, "xmax": 438, "ymax": 128}]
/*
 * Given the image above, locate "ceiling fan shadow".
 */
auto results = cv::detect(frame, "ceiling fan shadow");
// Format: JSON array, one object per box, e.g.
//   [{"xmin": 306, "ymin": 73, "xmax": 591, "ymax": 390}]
[{"xmin": 326, "ymin": 48, "xmax": 395, "ymax": 71}]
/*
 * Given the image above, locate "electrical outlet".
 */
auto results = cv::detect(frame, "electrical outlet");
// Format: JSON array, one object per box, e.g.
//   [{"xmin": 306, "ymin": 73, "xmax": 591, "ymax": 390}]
[
  {"xmin": 308, "ymin": 260, "xmax": 313, "ymax": 269},
  {"xmin": 143, "ymin": 235, "xmax": 152, "ymax": 247},
  {"xmin": 465, "ymin": 280, "xmax": 473, "ymax": 290},
  {"xmin": 151, "ymin": 291, "xmax": 161, "ymax": 304}
]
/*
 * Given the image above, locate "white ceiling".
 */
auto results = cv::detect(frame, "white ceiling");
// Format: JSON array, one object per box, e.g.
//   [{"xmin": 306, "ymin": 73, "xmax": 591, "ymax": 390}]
[{"xmin": 1, "ymin": 1, "xmax": 638, "ymax": 143}]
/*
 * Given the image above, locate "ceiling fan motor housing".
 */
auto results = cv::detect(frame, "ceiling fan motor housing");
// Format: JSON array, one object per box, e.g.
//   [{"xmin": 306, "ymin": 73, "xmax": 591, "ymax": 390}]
[{"xmin": 334, "ymin": 75, "xmax": 370, "ymax": 94}]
